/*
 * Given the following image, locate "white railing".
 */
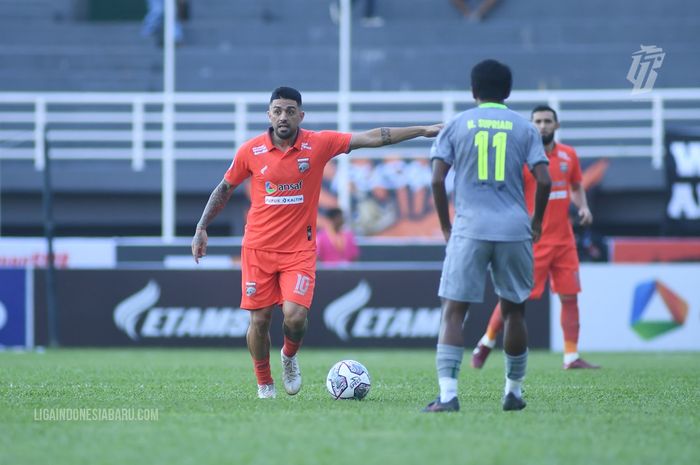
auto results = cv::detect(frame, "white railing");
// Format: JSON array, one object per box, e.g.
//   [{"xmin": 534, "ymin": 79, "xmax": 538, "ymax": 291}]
[
  {"xmin": 2, "ymin": 89, "xmax": 700, "ymax": 167},
  {"xmin": 2, "ymin": 89, "xmax": 700, "ymax": 239}
]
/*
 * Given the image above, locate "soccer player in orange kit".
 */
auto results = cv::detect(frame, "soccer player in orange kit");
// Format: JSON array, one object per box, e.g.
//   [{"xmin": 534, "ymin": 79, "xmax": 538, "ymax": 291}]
[
  {"xmin": 191, "ymin": 87, "xmax": 442, "ymax": 398},
  {"xmin": 471, "ymin": 105, "xmax": 600, "ymax": 370}
]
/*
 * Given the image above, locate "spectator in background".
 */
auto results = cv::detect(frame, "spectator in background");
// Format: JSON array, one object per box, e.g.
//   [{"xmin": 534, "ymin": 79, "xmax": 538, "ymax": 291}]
[
  {"xmin": 142, "ymin": 0, "xmax": 187, "ymax": 45},
  {"xmin": 330, "ymin": 0, "xmax": 385, "ymax": 28},
  {"xmin": 450, "ymin": 0, "xmax": 500, "ymax": 22},
  {"xmin": 317, "ymin": 208, "xmax": 359, "ymax": 263}
]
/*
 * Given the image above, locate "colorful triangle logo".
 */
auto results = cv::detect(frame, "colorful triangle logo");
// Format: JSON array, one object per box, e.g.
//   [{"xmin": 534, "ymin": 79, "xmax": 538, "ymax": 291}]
[
  {"xmin": 630, "ymin": 280, "xmax": 688, "ymax": 340},
  {"xmin": 265, "ymin": 181, "xmax": 278, "ymax": 194}
]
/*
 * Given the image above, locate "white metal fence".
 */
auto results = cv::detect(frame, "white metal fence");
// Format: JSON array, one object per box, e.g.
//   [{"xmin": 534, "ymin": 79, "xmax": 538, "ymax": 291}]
[
  {"xmin": 2, "ymin": 89, "xmax": 700, "ymax": 165},
  {"xmin": 2, "ymin": 89, "xmax": 700, "ymax": 239}
]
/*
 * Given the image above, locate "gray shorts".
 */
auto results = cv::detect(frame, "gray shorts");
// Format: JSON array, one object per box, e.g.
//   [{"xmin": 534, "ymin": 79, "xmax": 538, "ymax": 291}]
[{"xmin": 438, "ymin": 236, "xmax": 533, "ymax": 304}]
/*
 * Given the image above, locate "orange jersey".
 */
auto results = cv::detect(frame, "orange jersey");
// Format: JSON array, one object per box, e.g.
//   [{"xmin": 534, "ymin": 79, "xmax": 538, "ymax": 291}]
[
  {"xmin": 225, "ymin": 128, "xmax": 352, "ymax": 252},
  {"xmin": 524, "ymin": 142, "xmax": 582, "ymax": 246}
]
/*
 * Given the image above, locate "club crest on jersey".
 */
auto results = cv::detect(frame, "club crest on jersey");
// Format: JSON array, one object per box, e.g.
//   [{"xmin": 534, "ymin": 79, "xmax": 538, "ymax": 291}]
[
  {"xmin": 297, "ymin": 157, "xmax": 310, "ymax": 173},
  {"xmin": 245, "ymin": 282, "xmax": 257, "ymax": 296},
  {"xmin": 560, "ymin": 162, "xmax": 569, "ymax": 173}
]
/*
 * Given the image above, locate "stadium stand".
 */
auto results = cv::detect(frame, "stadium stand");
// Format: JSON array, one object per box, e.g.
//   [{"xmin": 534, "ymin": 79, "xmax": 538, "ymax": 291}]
[
  {"xmin": 1, "ymin": 0, "xmax": 699, "ymax": 241},
  {"xmin": 1, "ymin": 0, "xmax": 698, "ymax": 91}
]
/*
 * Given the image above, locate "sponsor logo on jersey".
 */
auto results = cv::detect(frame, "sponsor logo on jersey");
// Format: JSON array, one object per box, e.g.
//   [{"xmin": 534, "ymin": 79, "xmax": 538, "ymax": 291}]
[
  {"xmin": 557, "ymin": 150, "xmax": 570, "ymax": 160},
  {"xmin": 252, "ymin": 145, "xmax": 268, "ymax": 155},
  {"xmin": 260, "ymin": 165, "xmax": 268, "ymax": 175},
  {"xmin": 297, "ymin": 157, "xmax": 310, "ymax": 173},
  {"xmin": 549, "ymin": 190, "xmax": 569, "ymax": 200},
  {"xmin": 301, "ymin": 142, "xmax": 312, "ymax": 151},
  {"xmin": 265, "ymin": 180, "xmax": 303, "ymax": 194},
  {"xmin": 113, "ymin": 281, "xmax": 250, "ymax": 339},
  {"xmin": 265, "ymin": 181, "xmax": 277, "ymax": 194},
  {"xmin": 323, "ymin": 280, "xmax": 441, "ymax": 340},
  {"xmin": 265, "ymin": 195, "xmax": 304, "ymax": 205}
]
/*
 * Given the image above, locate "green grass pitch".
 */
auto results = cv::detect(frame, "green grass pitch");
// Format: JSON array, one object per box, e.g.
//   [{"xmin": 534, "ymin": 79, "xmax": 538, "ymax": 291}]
[{"xmin": 1, "ymin": 349, "xmax": 698, "ymax": 465}]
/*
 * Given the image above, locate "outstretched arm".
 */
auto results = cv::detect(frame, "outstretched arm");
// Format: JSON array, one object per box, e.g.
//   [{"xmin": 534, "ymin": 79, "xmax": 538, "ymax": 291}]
[
  {"xmin": 431, "ymin": 158, "xmax": 452, "ymax": 243},
  {"xmin": 349, "ymin": 125, "xmax": 442, "ymax": 151},
  {"xmin": 192, "ymin": 179, "xmax": 237, "ymax": 263},
  {"xmin": 570, "ymin": 183, "xmax": 593, "ymax": 226}
]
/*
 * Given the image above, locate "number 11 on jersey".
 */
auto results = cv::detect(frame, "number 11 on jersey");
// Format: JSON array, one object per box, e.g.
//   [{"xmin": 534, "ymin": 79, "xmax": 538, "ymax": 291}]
[{"xmin": 475, "ymin": 131, "xmax": 508, "ymax": 181}]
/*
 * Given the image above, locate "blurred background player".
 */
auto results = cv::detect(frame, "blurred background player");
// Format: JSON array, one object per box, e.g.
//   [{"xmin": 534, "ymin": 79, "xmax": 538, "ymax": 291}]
[
  {"xmin": 316, "ymin": 208, "xmax": 359, "ymax": 263},
  {"xmin": 191, "ymin": 86, "xmax": 441, "ymax": 399},
  {"xmin": 471, "ymin": 105, "xmax": 601, "ymax": 370},
  {"xmin": 423, "ymin": 60, "xmax": 551, "ymax": 412}
]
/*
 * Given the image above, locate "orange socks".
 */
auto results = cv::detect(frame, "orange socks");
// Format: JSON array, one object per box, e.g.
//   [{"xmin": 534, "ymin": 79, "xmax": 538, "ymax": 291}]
[
  {"xmin": 561, "ymin": 297, "xmax": 580, "ymax": 355},
  {"xmin": 253, "ymin": 357, "xmax": 273, "ymax": 385},
  {"xmin": 282, "ymin": 335, "xmax": 302, "ymax": 358}
]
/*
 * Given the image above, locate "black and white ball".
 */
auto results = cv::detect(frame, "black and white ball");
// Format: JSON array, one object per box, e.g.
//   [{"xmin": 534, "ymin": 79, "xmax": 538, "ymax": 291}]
[{"xmin": 326, "ymin": 360, "xmax": 371, "ymax": 400}]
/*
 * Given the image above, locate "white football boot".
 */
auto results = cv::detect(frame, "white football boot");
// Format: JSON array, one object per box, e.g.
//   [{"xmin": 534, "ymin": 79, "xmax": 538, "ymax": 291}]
[
  {"xmin": 257, "ymin": 383, "xmax": 277, "ymax": 399},
  {"xmin": 281, "ymin": 349, "xmax": 302, "ymax": 395}
]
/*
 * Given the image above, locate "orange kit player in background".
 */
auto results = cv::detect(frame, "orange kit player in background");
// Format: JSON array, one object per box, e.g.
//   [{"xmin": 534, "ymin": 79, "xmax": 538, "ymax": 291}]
[
  {"xmin": 191, "ymin": 87, "xmax": 442, "ymax": 398},
  {"xmin": 471, "ymin": 105, "xmax": 600, "ymax": 370}
]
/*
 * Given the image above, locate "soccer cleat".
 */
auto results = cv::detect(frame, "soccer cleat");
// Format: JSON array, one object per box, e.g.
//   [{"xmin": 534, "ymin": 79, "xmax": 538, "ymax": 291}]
[
  {"xmin": 257, "ymin": 383, "xmax": 277, "ymax": 399},
  {"xmin": 422, "ymin": 396, "xmax": 460, "ymax": 413},
  {"xmin": 281, "ymin": 349, "xmax": 302, "ymax": 395},
  {"xmin": 471, "ymin": 343, "xmax": 492, "ymax": 369},
  {"xmin": 502, "ymin": 392, "xmax": 526, "ymax": 411},
  {"xmin": 563, "ymin": 358, "xmax": 601, "ymax": 370}
]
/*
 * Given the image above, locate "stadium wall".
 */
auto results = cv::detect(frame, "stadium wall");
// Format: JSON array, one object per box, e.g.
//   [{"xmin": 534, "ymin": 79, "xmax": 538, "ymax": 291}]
[
  {"xmin": 24, "ymin": 268, "xmax": 550, "ymax": 349},
  {"xmin": 4, "ymin": 263, "xmax": 699, "ymax": 351}
]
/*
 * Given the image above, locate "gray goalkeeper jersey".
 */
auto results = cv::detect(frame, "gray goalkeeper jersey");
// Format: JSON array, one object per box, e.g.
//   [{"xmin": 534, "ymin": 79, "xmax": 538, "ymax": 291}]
[{"xmin": 431, "ymin": 102, "xmax": 548, "ymax": 241}]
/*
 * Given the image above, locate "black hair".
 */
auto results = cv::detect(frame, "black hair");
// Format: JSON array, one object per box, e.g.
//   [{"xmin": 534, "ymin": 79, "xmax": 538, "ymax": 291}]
[
  {"xmin": 531, "ymin": 105, "xmax": 558, "ymax": 122},
  {"xmin": 470, "ymin": 59, "xmax": 512, "ymax": 102},
  {"xmin": 270, "ymin": 86, "xmax": 302, "ymax": 106}
]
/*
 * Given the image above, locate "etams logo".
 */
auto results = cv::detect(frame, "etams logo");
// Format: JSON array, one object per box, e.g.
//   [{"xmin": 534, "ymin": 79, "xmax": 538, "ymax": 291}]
[
  {"xmin": 323, "ymin": 280, "xmax": 441, "ymax": 340},
  {"xmin": 113, "ymin": 281, "xmax": 249, "ymax": 340},
  {"xmin": 630, "ymin": 279, "xmax": 688, "ymax": 340},
  {"xmin": 0, "ymin": 300, "xmax": 7, "ymax": 331}
]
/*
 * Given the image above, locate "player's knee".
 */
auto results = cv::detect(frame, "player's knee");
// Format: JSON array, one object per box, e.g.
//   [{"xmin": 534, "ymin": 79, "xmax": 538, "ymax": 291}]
[
  {"xmin": 559, "ymin": 294, "xmax": 577, "ymax": 303},
  {"xmin": 284, "ymin": 312, "xmax": 307, "ymax": 331},
  {"xmin": 249, "ymin": 312, "xmax": 272, "ymax": 334},
  {"xmin": 442, "ymin": 301, "xmax": 469, "ymax": 325},
  {"xmin": 500, "ymin": 299, "xmax": 525, "ymax": 320}
]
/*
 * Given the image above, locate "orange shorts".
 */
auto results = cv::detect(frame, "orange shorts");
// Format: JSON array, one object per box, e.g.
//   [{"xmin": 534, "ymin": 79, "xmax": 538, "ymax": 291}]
[
  {"xmin": 530, "ymin": 242, "xmax": 581, "ymax": 299},
  {"xmin": 240, "ymin": 247, "xmax": 316, "ymax": 310}
]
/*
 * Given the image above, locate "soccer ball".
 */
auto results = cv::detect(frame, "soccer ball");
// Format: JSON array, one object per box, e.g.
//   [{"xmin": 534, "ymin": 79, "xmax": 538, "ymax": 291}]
[{"xmin": 326, "ymin": 360, "xmax": 371, "ymax": 400}]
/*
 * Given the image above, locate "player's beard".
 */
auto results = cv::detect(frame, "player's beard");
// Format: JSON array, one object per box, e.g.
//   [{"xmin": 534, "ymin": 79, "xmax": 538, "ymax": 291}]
[
  {"xmin": 541, "ymin": 132, "xmax": 555, "ymax": 146},
  {"xmin": 275, "ymin": 125, "xmax": 294, "ymax": 140}
]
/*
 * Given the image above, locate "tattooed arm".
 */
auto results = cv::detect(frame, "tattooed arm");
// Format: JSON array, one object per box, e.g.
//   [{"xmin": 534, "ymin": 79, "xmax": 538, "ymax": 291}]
[
  {"xmin": 192, "ymin": 179, "xmax": 237, "ymax": 263},
  {"xmin": 348, "ymin": 125, "xmax": 442, "ymax": 151}
]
